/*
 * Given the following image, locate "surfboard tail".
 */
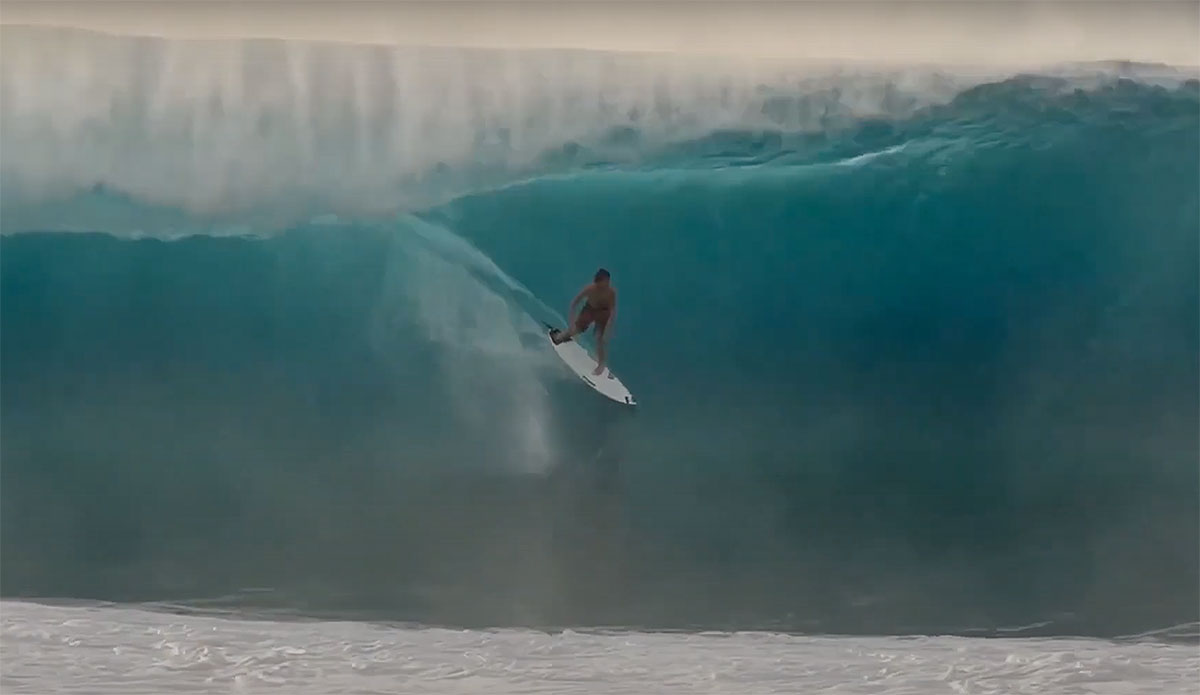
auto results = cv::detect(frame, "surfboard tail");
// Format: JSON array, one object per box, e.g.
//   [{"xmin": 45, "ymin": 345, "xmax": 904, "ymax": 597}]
[{"xmin": 546, "ymin": 324, "xmax": 573, "ymax": 344}]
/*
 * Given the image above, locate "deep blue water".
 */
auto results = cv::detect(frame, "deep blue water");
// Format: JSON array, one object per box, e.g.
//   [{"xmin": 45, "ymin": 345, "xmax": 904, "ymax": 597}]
[{"xmin": 1, "ymin": 27, "xmax": 1197, "ymax": 637}]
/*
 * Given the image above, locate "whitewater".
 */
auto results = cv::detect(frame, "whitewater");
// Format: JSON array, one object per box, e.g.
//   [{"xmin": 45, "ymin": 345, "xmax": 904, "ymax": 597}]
[{"xmin": 1, "ymin": 25, "xmax": 1198, "ymax": 694}]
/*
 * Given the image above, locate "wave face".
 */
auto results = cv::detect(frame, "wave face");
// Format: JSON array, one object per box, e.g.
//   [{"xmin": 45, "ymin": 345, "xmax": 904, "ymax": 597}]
[{"xmin": 2, "ymin": 26, "xmax": 1198, "ymax": 636}]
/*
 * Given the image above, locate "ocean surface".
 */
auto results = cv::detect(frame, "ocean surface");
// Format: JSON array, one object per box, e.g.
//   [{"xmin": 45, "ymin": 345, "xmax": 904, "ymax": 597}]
[{"xmin": 1, "ymin": 25, "xmax": 1198, "ymax": 693}]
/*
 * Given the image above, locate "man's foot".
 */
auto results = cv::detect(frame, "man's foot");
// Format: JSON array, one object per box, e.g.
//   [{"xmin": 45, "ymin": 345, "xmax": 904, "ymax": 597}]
[{"xmin": 592, "ymin": 364, "xmax": 606, "ymax": 376}]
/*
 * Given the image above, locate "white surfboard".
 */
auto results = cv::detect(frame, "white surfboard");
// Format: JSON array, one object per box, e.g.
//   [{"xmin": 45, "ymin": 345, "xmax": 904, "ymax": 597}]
[{"xmin": 546, "ymin": 325, "xmax": 637, "ymax": 406}]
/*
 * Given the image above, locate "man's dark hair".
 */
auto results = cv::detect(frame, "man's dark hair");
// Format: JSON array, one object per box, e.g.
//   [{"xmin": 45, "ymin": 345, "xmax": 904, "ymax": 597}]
[{"xmin": 594, "ymin": 268, "xmax": 611, "ymax": 282}]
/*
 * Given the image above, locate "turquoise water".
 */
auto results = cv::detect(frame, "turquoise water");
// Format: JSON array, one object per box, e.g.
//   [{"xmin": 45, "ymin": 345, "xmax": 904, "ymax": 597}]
[{"xmin": 1, "ymin": 27, "xmax": 1197, "ymax": 637}]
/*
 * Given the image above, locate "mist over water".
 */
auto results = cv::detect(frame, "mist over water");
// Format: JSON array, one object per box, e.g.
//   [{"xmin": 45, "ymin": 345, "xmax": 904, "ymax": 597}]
[
  {"xmin": 1, "ymin": 25, "xmax": 1197, "ymax": 638},
  {"xmin": 0, "ymin": 25, "xmax": 999, "ymax": 226}
]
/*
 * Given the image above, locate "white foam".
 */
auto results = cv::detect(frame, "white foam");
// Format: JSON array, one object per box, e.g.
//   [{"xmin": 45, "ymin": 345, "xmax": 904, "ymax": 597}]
[{"xmin": 3, "ymin": 601, "xmax": 1197, "ymax": 694}]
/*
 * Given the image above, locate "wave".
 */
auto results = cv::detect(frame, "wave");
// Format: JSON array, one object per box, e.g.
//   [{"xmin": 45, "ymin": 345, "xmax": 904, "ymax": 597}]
[{"xmin": 0, "ymin": 26, "xmax": 1197, "ymax": 637}]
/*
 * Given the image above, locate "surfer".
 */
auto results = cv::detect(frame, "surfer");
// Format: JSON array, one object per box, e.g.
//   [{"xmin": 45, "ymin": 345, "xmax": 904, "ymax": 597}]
[{"xmin": 550, "ymin": 268, "xmax": 617, "ymax": 375}]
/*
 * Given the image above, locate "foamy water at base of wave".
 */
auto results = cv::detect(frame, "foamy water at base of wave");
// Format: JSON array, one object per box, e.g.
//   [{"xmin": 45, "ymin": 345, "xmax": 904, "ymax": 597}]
[{"xmin": 1, "ymin": 602, "xmax": 1195, "ymax": 695}]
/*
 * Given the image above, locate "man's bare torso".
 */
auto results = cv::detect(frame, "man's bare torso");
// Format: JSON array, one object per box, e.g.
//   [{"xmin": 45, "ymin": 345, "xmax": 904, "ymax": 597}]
[{"xmin": 584, "ymin": 284, "xmax": 615, "ymax": 310}]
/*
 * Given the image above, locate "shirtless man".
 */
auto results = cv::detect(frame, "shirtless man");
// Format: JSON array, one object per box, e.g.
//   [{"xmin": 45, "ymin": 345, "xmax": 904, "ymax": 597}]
[{"xmin": 550, "ymin": 268, "xmax": 617, "ymax": 375}]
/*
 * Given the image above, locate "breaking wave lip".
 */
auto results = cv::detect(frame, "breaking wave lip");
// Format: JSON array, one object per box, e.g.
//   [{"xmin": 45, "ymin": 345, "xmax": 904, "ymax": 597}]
[{"xmin": 4, "ymin": 23, "xmax": 1195, "ymax": 234}]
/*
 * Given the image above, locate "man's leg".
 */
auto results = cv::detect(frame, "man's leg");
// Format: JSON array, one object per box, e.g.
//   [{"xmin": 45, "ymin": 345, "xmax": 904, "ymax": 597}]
[
  {"xmin": 554, "ymin": 309, "xmax": 593, "ymax": 345},
  {"xmin": 592, "ymin": 329, "xmax": 608, "ymax": 375},
  {"xmin": 552, "ymin": 320, "xmax": 584, "ymax": 344}
]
